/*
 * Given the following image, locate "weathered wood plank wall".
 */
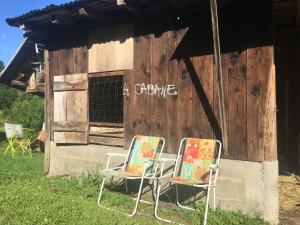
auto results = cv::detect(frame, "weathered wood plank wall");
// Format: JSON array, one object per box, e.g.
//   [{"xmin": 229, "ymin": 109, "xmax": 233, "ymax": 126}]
[
  {"xmin": 46, "ymin": 15, "xmax": 276, "ymax": 162},
  {"xmin": 88, "ymin": 24, "xmax": 133, "ymax": 73},
  {"xmin": 49, "ymin": 47, "xmax": 88, "ymax": 77},
  {"xmin": 48, "ymin": 46, "xmax": 88, "ymax": 142},
  {"xmin": 123, "ymin": 24, "xmax": 276, "ymax": 161}
]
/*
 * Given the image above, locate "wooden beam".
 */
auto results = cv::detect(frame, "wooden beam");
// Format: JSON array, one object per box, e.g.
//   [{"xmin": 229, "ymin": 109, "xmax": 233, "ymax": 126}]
[
  {"xmin": 44, "ymin": 50, "xmax": 51, "ymax": 174},
  {"xmin": 210, "ymin": 0, "xmax": 228, "ymax": 155},
  {"xmin": 78, "ymin": 7, "xmax": 106, "ymax": 21},
  {"xmin": 89, "ymin": 122, "xmax": 124, "ymax": 128},
  {"xmin": 88, "ymin": 70, "xmax": 125, "ymax": 78},
  {"xmin": 79, "ymin": 7, "xmax": 89, "ymax": 16},
  {"xmin": 117, "ymin": 0, "xmax": 125, "ymax": 5},
  {"xmin": 89, "ymin": 126, "xmax": 124, "ymax": 135},
  {"xmin": 52, "ymin": 122, "xmax": 87, "ymax": 132},
  {"xmin": 26, "ymin": 86, "xmax": 45, "ymax": 93},
  {"xmin": 79, "ymin": 2, "xmax": 138, "ymax": 20},
  {"xmin": 89, "ymin": 135, "xmax": 124, "ymax": 146},
  {"xmin": 11, "ymin": 80, "xmax": 26, "ymax": 87},
  {"xmin": 48, "ymin": 15, "xmax": 80, "ymax": 30}
]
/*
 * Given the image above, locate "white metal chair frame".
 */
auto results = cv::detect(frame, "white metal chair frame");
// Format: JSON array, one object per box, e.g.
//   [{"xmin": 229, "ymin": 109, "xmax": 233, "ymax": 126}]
[
  {"xmin": 154, "ymin": 138, "xmax": 222, "ymax": 225},
  {"xmin": 98, "ymin": 135, "xmax": 166, "ymax": 217}
]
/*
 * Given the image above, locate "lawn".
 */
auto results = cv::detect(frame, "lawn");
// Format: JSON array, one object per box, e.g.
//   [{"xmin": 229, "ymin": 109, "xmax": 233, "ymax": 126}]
[{"xmin": 0, "ymin": 150, "xmax": 269, "ymax": 225}]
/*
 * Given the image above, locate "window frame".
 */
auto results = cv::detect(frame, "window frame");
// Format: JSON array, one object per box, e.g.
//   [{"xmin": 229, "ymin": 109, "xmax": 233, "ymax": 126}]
[{"xmin": 88, "ymin": 70, "xmax": 125, "ymax": 128}]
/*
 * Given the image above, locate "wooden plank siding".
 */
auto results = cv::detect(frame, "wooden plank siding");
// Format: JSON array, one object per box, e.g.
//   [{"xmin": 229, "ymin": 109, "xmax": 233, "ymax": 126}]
[
  {"xmin": 88, "ymin": 24, "xmax": 133, "ymax": 73},
  {"xmin": 48, "ymin": 50, "xmax": 59, "ymax": 141},
  {"xmin": 193, "ymin": 55, "xmax": 214, "ymax": 139},
  {"xmin": 227, "ymin": 50, "xmax": 247, "ymax": 160},
  {"xmin": 247, "ymin": 46, "xmax": 277, "ymax": 161},
  {"xmin": 46, "ymin": 23, "xmax": 276, "ymax": 162},
  {"xmin": 49, "ymin": 46, "xmax": 88, "ymax": 77},
  {"xmin": 44, "ymin": 50, "xmax": 51, "ymax": 173},
  {"xmin": 123, "ymin": 70, "xmax": 133, "ymax": 150},
  {"xmin": 166, "ymin": 31, "xmax": 180, "ymax": 154},
  {"xmin": 48, "ymin": 45, "xmax": 89, "ymax": 143},
  {"xmin": 131, "ymin": 33, "xmax": 152, "ymax": 138},
  {"xmin": 124, "ymin": 25, "xmax": 276, "ymax": 162},
  {"xmin": 150, "ymin": 31, "xmax": 168, "ymax": 141}
]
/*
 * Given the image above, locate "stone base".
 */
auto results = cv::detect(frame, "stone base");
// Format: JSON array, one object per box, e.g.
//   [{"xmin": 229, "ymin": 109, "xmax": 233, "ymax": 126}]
[
  {"xmin": 217, "ymin": 160, "xmax": 279, "ymax": 225},
  {"xmin": 48, "ymin": 142, "xmax": 279, "ymax": 224}
]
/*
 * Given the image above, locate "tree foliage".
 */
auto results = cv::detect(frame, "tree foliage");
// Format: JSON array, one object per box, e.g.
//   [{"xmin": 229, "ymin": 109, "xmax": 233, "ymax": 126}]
[
  {"xmin": 0, "ymin": 60, "xmax": 4, "ymax": 72},
  {"xmin": 0, "ymin": 85, "xmax": 19, "ymax": 111},
  {"xmin": 0, "ymin": 84, "xmax": 44, "ymax": 137},
  {"xmin": 0, "ymin": 59, "xmax": 44, "ymax": 137},
  {"xmin": 7, "ymin": 95, "xmax": 44, "ymax": 135}
]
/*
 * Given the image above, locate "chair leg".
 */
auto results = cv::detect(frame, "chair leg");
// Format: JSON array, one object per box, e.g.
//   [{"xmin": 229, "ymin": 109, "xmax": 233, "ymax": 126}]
[
  {"xmin": 125, "ymin": 178, "xmax": 128, "ymax": 193},
  {"xmin": 128, "ymin": 176, "xmax": 145, "ymax": 217},
  {"xmin": 213, "ymin": 187, "xmax": 216, "ymax": 211},
  {"xmin": 4, "ymin": 143, "xmax": 10, "ymax": 155},
  {"xmin": 97, "ymin": 177, "xmax": 106, "ymax": 205},
  {"xmin": 154, "ymin": 180, "xmax": 172, "ymax": 223},
  {"xmin": 131, "ymin": 180, "xmax": 156, "ymax": 205},
  {"xmin": 175, "ymin": 184, "xmax": 180, "ymax": 207},
  {"xmin": 203, "ymin": 185, "xmax": 211, "ymax": 225},
  {"xmin": 176, "ymin": 184, "xmax": 198, "ymax": 211},
  {"xmin": 98, "ymin": 175, "xmax": 148, "ymax": 217}
]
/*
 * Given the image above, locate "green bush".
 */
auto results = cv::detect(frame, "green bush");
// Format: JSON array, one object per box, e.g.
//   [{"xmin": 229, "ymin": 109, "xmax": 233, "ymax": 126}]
[
  {"xmin": 0, "ymin": 84, "xmax": 19, "ymax": 111},
  {"xmin": 7, "ymin": 96, "xmax": 44, "ymax": 137},
  {"xmin": 0, "ymin": 84, "xmax": 44, "ymax": 141}
]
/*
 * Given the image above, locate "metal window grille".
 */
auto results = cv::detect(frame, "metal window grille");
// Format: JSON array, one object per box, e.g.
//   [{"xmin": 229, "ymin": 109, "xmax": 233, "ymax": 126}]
[{"xmin": 89, "ymin": 75, "xmax": 123, "ymax": 124}]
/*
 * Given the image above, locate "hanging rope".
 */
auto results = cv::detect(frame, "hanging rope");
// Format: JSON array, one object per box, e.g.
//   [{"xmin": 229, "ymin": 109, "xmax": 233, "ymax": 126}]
[{"xmin": 210, "ymin": 0, "xmax": 228, "ymax": 155}]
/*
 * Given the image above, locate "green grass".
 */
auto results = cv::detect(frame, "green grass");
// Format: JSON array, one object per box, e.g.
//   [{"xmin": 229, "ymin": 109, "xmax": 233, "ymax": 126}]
[{"xmin": 0, "ymin": 149, "xmax": 269, "ymax": 225}]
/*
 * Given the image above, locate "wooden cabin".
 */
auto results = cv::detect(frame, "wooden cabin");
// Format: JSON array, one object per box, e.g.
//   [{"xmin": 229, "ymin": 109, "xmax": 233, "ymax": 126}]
[{"xmin": 6, "ymin": 0, "xmax": 300, "ymax": 224}]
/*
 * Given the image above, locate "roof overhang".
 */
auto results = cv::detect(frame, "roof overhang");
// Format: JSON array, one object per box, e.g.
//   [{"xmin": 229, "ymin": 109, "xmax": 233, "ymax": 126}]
[
  {"xmin": 0, "ymin": 38, "xmax": 37, "ymax": 87},
  {"xmin": 5, "ymin": 0, "xmax": 235, "ymax": 43},
  {"xmin": 6, "ymin": 0, "xmax": 296, "ymax": 39},
  {"xmin": 6, "ymin": 0, "xmax": 210, "ymax": 27}
]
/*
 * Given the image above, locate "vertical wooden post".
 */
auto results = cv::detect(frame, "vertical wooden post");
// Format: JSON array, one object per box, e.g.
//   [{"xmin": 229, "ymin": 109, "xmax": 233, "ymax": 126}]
[
  {"xmin": 210, "ymin": 0, "xmax": 228, "ymax": 154},
  {"xmin": 296, "ymin": 0, "xmax": 300, "ymax": 27},
  {"xmin": 44, "ymin": 50, "xmax": 51, "ymax": 173}
]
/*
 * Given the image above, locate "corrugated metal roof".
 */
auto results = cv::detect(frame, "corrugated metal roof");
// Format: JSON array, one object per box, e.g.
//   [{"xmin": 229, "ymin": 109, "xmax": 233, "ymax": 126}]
[{"xmin": 6, "ymin": 0, "xmax": 98, "ymax": 26}]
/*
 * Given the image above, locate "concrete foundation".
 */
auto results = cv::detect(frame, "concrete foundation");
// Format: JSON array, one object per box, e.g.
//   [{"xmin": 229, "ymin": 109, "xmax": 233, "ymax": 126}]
[{"xmin": 48, "ymin": 142, "xmax": 279, "ymax": 224}]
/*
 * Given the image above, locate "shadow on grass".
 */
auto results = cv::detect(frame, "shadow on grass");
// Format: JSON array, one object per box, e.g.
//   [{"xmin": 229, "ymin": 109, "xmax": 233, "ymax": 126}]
[{"xmin": 0, "ymin": 131, "xmax": 6, "ymax": 142}]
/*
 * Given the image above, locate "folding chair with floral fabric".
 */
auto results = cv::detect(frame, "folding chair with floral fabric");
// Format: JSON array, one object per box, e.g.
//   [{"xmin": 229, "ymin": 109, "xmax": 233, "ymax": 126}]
[
  {"xmin": 98, "ymin": 135, "xmax": 165, "ymax": 217},
  {"xmin": 154, "ymin": 138, "xmax": 222, "ymax": 225}
]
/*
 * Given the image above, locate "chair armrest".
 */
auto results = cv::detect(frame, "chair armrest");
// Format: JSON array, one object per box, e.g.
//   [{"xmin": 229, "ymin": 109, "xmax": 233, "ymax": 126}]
[
  {"xmin": 105, "ymin": 153, "xmax": 128, "ymax": 171},
  {"xmin": 107, "ymin": 153, "xmax": 127, "ymax": 158},
  {"xmin": 144, "ymin": 158, "xmax": 177, "ymax": 178},
  {"xmin": 144, "ymin": 158, "xmax": 160, "ymax": 163},
  {"xmin": 144, "ymin": 158, "xmax": 176, "ymax": 164},
  {"xmin": 160, "ymin": 158, "xmax": 176, "ymax": 163},
  {"xmin": 105, "ymin": 166, "xmax": 123, "ymax": 171}
]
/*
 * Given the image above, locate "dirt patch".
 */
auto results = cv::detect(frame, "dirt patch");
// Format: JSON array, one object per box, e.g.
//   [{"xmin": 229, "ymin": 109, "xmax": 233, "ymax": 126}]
[{"xmin": 279, "ymin": 173, "xmax": 300, "ymax": 225}]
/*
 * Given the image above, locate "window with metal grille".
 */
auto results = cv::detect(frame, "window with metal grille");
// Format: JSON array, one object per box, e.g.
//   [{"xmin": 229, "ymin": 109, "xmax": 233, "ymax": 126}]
[{"xmin": 89, "ymin": 75, "xmax": 123, "ymax": 124}]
